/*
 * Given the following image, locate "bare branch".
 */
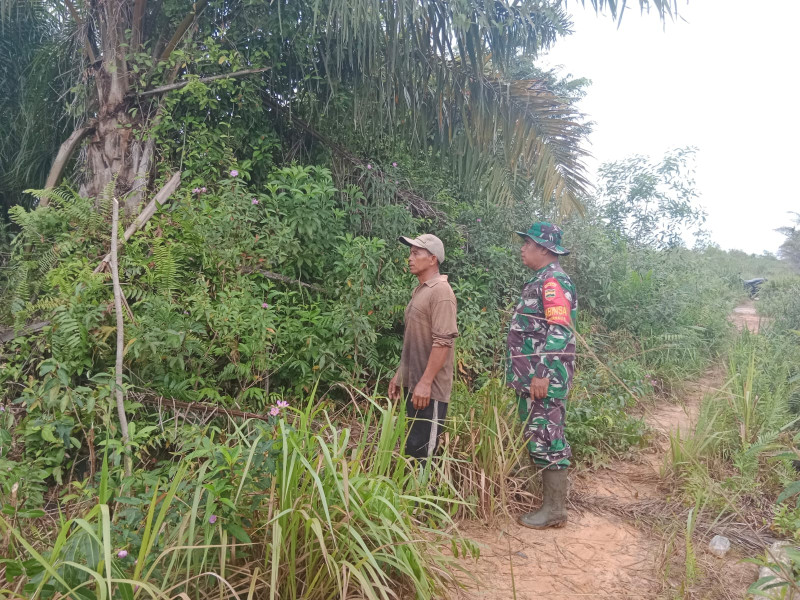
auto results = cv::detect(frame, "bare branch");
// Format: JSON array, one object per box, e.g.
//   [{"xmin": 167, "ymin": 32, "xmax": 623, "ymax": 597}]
[
  {"xmin": 138, "ymin": 395, "xmax": 275, "ymax": 423},
  {"xmin": 133, "ymin": 67, "xmax": 270, "ymax": 99},
  {"xmin": 63, "ymin": 0, "xmax": 97, "ymax": 63},
  {"xmin": 95, "ymin": 171, "xmax": 181, "ymax": 272},
  {"xmin": 240, "ymin": 266, "xmax": 326, "ymax": 293},
  {"xmin": 111, "ymin": 198, "xmax": 133, "ymax": 477},
  {"xmin": 41, "ymin": 127, "xmax": 94, "ymax": 204}
]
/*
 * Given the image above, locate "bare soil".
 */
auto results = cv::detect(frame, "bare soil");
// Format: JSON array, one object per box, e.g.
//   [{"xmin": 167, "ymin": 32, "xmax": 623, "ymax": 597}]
[
  {"xmin": 731, "ymin": 301, "xmax": 763, "ymax": 333},
  {"xmin": 451, "ymin": 305, "xmax": 762, "ymax": 599}
]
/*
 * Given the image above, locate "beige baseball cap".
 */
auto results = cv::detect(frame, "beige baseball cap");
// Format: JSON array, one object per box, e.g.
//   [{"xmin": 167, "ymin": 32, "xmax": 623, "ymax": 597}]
[{"xmin": 398, "ymin": 233, "xmax": 445, "ymax": 263}]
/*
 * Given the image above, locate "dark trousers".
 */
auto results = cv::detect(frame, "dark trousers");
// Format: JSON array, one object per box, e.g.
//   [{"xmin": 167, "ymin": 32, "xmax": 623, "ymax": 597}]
[{"xmin": 404, "ymin": 389, "xmax": 449, "ymax": 459}]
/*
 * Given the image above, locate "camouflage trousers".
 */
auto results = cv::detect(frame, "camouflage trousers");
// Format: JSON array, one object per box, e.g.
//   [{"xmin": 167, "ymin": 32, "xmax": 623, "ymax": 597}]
[{"xmin": 517, "ymin": 395, "xmax": 571, "ymax": 470}]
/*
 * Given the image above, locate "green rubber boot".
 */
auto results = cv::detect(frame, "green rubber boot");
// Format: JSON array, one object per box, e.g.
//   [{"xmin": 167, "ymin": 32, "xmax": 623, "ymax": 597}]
[{"xmin": 517, "ymin": 468, "xmax": 568, "ymax": 529}]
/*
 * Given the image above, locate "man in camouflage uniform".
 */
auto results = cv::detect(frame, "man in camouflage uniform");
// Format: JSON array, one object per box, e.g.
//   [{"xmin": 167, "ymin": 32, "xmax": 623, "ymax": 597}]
[{"xmin": 506, "ymin": 222, "xmax": 577, "ymax": 529}]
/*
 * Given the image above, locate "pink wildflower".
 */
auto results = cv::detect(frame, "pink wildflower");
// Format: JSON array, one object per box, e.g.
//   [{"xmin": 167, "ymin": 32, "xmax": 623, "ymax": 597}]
[
  {"xmin": 209, "ymin": 514, "xmax": 217, "ymax": 524},
  {"xmin": 392, "ymin": 162, "xmax": 398, "ymax": 167},
  {"xmin": 262, "ymin": 302, "xmax": 269, "ymax": 308},
  {"xmin": 201, "ymin": 186, "xmax": 207, "ymax": 193},
  {"xmin": 252, "ymin": 198, "xmax": 259, "ymax": 205},
  {"xmin": 270, "ymin": 406, "xmax": 280, "ymax": 417},
  {"xmin": 230, "ymin": 169, "xmax": 239, "ymax": 177},
  {"xmin": 476, "ymin": 218, "xmax": 482, "ymax": 223},
  {"xmin": 192, "ymin": 188, "xmax": 201, "ymax": 194},
  {"xmin": 277, "ymin": 400, "xmax": 289, "ymax": 408},
  {"xmin": 117, "ymin": 550, "xmax": 128, "ymax": 559},
  {"xmin": 366, "ymin": 164, "xmax": 372, "ymax": 170}
]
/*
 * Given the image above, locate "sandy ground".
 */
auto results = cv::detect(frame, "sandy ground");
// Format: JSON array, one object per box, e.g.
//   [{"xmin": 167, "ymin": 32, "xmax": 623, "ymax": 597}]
[
  {"xmin": 450, "ymin": 304, "xmax": 763, "ymax": 599},
  {"xmin": 731, "ymin": 301, "xmax": 763, "ymax": 333}
]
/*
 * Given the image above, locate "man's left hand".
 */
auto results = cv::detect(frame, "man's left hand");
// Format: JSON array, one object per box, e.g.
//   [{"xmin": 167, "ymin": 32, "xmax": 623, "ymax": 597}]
[{"xmin": 411, "ymin": 380, "xmax": 432, "ymax": 410}]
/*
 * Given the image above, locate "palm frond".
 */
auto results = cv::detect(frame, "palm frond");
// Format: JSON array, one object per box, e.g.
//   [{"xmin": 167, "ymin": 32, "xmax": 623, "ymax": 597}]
[
  {"xmin": 581, "ymin": 0, "xmax": 678, "ymax": 24},
  {"xmin": 312, "ymin": 0, "xmax": 591, "ymax": 213}
]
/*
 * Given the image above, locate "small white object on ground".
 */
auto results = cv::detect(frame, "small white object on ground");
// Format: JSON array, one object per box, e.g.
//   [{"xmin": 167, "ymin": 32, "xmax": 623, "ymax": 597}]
[
  {"xmin": 708, "ymin": 535, "xmax": 731, "ymax": 558},
  {"xmin": 755, "ymin": 542, "xmax": 798, "ymax": 600}
]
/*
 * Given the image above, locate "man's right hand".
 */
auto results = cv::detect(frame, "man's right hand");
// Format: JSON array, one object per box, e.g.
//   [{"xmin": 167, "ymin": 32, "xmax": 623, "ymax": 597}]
[
  {"xmin": 388, "ymin": 373, "xmax": 401, "ymax": 400},
  {"xmin": 530, "ymin": 376, "xmax": 550, "ymax": 400}
]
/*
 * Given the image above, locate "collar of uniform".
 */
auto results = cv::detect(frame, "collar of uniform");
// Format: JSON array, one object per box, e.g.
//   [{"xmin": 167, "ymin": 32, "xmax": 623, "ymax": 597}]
[
  {"xmin": 421, "ymin": 273, "xmax": 448, "ymax": 288},
  {"xmin": 525, "ymin": 262, "xmax": 557, "ymax": 284}
]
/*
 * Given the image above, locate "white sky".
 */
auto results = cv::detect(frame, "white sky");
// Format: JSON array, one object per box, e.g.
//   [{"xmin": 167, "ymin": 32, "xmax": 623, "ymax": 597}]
[{"xmin": 539, "ymin": 1, "xmax": 800, "ymax": 255}]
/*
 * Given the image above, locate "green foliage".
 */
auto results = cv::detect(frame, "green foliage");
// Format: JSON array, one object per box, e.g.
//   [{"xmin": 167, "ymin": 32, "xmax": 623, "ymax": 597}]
[
  {"xmin": 1, "ymin": 120, "xmax": 787, "ymax": 597},
  {"xmin": 0, "ymin": 0, "xmax": 78, "ymax": 219},
  {"xmin": 665, "ymin": 321, "xmax": 800, "ymax": 519},
  {"xmin": 564, "ymin": 201, "xmax": 740, "ymax": 385},
  {"xmin": 1, "ymin": 145, "xmax": 766, "ymax": 489},
  {"xmin": 772, "ymin": 502, "xmax": 800, "ymax": 541},
  {"xmin": 0, "ymin": 399, "xmax": 474, "ymax": 600},
  {"xmin": 747, "ymin": 546, "xmax": 800, "ymax": 599},
  {"xmin": 761, "ymin": 277, "xmax": 800, "ymax": 334},
  {"xmin": 597, "ymin": 147, "xmax": 707, "ymax": 249},
  {"xmin": 776, "ymin": 212, "xmax": 800, "ymax": 273}
]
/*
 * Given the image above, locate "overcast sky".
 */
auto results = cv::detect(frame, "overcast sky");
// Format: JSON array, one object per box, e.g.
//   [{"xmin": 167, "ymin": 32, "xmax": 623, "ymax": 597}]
[{"xmin": 539, "ymin": 1, "xmax": 800, "ymax": 255}]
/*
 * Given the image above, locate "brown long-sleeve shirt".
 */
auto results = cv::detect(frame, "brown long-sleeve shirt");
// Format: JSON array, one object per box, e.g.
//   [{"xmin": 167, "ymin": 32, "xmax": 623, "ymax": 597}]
[{"xmin": 397, "ymin": 274, "xmax": 458, "ymax": 402}]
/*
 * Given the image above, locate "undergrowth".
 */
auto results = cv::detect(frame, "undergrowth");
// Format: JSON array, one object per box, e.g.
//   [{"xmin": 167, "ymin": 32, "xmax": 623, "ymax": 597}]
[
  {"xmin": 663, "ymin": 282, "xmax": 800, "ymax": 596},
  {"xmin": 0, "ymin": 395, "xmax": 478, "ymax": 600},
  {"xmin": 0, "ymin": 141, "xmax": 793, "ymax": 598}
]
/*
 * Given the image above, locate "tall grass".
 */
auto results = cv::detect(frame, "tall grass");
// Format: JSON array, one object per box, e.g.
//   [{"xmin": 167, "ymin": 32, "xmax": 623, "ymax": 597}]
[
  {"xmin": 0, "ymin": 397, "xmax": 477, "ymax": 600},
  {"xmin": 726, "ymin": 331, "xmax": 791, "ymax": 450},
  {"xmin": 443, "ymin": 379, "xmax": 529, "ymax": 519},
  {"xmin": 665, "ymin": 328, "xmax": 797, "ymax": 510}
]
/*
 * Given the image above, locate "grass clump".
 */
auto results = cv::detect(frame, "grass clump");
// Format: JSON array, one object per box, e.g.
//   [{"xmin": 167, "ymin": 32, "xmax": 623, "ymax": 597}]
[{"xmin": 0, "ymin": 396, "xmax": 476, "ymax": 600}]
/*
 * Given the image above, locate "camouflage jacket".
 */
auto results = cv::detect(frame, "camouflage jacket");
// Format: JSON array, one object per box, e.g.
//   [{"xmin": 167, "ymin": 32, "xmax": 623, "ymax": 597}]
[{"xmin": 506, "ymin": 263, "xmax": 577, "ymax": 399}]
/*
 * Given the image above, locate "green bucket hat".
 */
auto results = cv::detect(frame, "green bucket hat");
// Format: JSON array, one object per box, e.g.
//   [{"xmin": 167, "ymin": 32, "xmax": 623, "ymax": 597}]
[{"xmin": 516, "ymin": 222, "xmax": 570, "ymax": 255}]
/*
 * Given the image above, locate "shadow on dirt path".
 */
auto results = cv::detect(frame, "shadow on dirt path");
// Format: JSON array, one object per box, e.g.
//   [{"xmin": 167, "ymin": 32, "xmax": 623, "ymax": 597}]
[{"xmin": 451, "ymin": 304, "xmax": 764, "ymax": 599}]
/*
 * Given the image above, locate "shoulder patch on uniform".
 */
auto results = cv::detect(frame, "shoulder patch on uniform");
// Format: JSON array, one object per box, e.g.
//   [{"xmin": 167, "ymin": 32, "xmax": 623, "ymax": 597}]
[{"xmin": 542, "ymin": 277, "xmax": 571, "ymax": 327}]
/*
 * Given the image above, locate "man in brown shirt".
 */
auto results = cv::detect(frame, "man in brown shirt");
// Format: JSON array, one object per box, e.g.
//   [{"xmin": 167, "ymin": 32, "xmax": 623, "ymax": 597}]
[{"xmin": 389, "ymin": 234, "xmax": 458, "ymax": 460}]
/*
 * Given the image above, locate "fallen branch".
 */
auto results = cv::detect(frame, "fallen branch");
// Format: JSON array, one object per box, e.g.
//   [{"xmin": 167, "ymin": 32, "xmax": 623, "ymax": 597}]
[
  {"xmin": 0, "ymin": 321, "xmax": 50, "ymax": 344},
  {"xmin": 134, "ymin": 67, "xmax": 270, "ymax": 99},
  {"xmin": 240, "ymin": 266, "xmax": 325, "ymax": 292},
  {"xmin": 138, "ymin": 395, "xmax": 272, "ymax": 423},
  {"xmin": 94, "ymin": 171, "xmax": 181, "ymax": 273}
]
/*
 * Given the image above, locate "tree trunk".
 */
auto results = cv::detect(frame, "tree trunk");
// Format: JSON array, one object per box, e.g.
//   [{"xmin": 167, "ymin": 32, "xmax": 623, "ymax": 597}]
[
  {"xmin": 80, "ymin": 115, "xmax": 151, "ymax": 214},
  {"xmin": 53, "ymin": 0, "xmax": 255, "ymax": 216},
  {"xmin": 79, "ymin": 0, "xmax": 149, "ymax": 217}
]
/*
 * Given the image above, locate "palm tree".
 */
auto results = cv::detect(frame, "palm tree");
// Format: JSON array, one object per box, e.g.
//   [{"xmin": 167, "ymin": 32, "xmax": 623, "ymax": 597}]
[
  {"xmin": 0, "ymin": 1, "xmax": 76, "ymax": 219},
  {"xmin": 0, "ymin": 0, "xmax": 677, "ymax": 218}
]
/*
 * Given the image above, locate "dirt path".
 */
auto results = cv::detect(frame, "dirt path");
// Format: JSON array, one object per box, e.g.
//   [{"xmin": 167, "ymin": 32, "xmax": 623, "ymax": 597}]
[
  {"xmin": 452, "ymin": 305, "xmax": 761, "ymax": 599},
  {"xmin": 731, "ymin": 300, "xmax": 762, "ymax": 333}
]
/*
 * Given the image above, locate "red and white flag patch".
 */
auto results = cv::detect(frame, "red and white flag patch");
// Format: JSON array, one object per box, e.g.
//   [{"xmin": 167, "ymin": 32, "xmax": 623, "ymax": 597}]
[{"xmin": 542, "ymin": 278, "xmax": 571, "ymax": 327}]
